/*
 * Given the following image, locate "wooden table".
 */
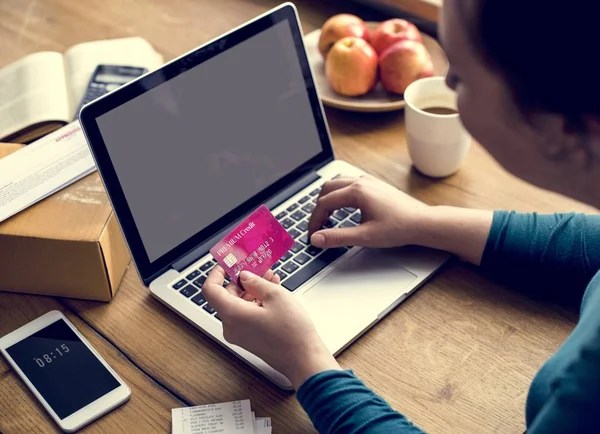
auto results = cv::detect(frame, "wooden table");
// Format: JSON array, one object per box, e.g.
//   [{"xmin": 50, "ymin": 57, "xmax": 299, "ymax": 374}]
[
  {"xmin": 0, "ymin": 0, "xmax": 595, "ymax": 433},
  {"xmin": 360, "ymin": 0, "xmax": 442, "ymax": 23}
]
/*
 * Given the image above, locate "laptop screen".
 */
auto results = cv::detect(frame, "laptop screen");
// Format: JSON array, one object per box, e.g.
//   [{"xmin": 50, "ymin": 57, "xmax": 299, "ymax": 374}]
[{"xmin": 96, "ymin": 20, "xmax": 324, "ymax": 262}]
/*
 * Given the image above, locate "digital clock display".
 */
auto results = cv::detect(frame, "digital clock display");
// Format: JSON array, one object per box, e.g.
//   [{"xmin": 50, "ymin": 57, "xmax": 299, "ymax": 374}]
[{"xmin": 6, "ymin": 319, "xmax": 120, "ymax": 419}]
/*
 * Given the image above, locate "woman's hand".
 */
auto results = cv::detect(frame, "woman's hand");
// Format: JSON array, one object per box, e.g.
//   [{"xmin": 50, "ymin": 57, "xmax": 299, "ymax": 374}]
[
  {"xmin": 308, "ymin": 174, "xmax": 494, "ymax": 264},
  {"xmin": 308, "ymin": 174, "xmax": 430, "ymax": 249},
  {"xmin": 202, "ymin": 266, "xmax": 341, "ymax": 389}
]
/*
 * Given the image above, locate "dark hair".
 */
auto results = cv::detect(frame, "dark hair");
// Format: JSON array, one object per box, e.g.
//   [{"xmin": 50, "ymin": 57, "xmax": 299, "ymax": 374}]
[{"xmin": 472, "ymin": 1, "xmax": 599, "ymax": 132}]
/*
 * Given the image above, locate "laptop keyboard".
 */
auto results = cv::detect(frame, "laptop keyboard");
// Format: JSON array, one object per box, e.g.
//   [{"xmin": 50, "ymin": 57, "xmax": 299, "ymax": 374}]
[{"xmin": 168, "ymin": 183, "xmax": 363, "ymax": 321}]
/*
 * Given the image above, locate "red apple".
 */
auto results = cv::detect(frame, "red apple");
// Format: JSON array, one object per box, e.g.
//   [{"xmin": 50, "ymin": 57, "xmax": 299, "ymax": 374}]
[
  {"xmin": 325, "ymin": 37, "xmax": 378, "ymax": 97},
  {"xmin": 379, "ymin": 40, "xmax": 434, "ymax": 94},
  {"xmin": 370, "ymin": 18, "xmax": 422, "ymax": 54},
  {"xmin": 318, "ymin": 14, "xmax": 369, "ymax": 59}
]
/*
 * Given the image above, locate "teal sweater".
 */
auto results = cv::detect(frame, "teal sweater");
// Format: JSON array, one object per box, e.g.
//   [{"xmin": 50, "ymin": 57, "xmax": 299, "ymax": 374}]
[{"xmin": 297, "ymin": 212, "xmax": 600, "ymax": 433}]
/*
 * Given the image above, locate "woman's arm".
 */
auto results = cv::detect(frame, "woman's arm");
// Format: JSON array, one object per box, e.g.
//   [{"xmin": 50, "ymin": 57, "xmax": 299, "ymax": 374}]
[
  {"xmin": 308, "ymin": 175, "xmax": 600, "ymax": 307},
  {"xmin": 416, "ymin": 209, "xmax": 600, "ymax": 307},
  {"xmin": 202, "ymin": 269, "xmax": 429, "ymax": 434},
  {"xmin": 478, "ymin": 211, "xmax": 600, "ymax": 307},
  {"xmin": 298, "ymin": 370, "xmax": 425, "ymax": 434},
  {"xmin": 412, "ymin": 206, "xmax": 494, "ymax": 265}
]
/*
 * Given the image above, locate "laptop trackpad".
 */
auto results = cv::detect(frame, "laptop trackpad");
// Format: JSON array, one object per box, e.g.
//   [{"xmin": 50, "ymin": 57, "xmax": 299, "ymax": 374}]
[{"xmin": 298, "ymin": 248, "xmax": 417, "ymax": 351}]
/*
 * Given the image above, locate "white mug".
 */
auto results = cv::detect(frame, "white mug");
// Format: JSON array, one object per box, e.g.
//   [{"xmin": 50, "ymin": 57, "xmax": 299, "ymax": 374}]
[{"xmin": 404, "ymin": 76, "xmax": 471, "ymax": 178}]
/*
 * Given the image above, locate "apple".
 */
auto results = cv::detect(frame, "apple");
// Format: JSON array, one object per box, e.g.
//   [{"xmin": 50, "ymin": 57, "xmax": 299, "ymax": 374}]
[
  {"xmin": 369, "ymin": 18, "xmax": 422, "ymax": 54},
  {"xmin": 379, "ymin": 39, "xmax": 434, "ymax": 94},
  {"xmin": 318, "ymin": 14, "xmax": 369, "ymax": 59},
  {"xmin": 325, "ymin": 36, "xmax": 378, "ymax": 97}
]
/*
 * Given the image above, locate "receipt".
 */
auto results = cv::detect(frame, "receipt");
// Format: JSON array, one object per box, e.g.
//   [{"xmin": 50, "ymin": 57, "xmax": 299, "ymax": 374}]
[
  {"xmin": 172, "ymin": 400, "xmax": 255, "ymax": 434},
  {"xmin": 254, "ymin": 417, "xmax": 272, "ymax": 434}
]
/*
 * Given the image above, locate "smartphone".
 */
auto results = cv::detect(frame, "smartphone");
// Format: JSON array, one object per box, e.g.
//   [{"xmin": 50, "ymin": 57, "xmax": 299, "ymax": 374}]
[
  {"xmin": 0, "ymin": 310, "xmax": 131, "ymax": 432},
  {"xmin": 75, "ymin": 64, "xmax": 148, "ymax": 119}
]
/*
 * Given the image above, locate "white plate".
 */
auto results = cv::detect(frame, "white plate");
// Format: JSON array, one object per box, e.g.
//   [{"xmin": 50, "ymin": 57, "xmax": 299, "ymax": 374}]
[{"xmin": 304, "ymin": 21, "xmax": 449, "ymax": 112}]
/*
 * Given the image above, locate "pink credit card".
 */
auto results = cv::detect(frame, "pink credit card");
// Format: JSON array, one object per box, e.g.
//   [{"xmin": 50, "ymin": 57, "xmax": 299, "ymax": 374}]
[{"xmin": 210, "ymin": 205, "xmax": 295, "ymax": 285}]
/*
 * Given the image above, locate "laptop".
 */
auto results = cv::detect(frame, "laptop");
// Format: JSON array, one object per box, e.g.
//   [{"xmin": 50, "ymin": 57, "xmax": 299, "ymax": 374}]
[{"xmin": 79, "ymin": 2, "xmax": 449, "ymax": 389}]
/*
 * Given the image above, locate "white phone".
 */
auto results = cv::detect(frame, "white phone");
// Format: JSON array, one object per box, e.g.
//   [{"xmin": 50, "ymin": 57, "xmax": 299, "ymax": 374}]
[{"xmin": 0, "ymin": 310, "xmax": 131, "ymax": 432}]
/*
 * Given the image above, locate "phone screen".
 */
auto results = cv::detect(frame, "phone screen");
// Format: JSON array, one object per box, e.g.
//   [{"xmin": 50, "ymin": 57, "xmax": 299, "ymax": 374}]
[{"xmin": 6, "ymin": 319, "xmax": 120, "ymax": 419}]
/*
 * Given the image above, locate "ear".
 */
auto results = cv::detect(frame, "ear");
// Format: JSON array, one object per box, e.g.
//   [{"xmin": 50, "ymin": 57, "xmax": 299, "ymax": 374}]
[
  {"xmin": 529, "ymin": 112, "xmax": 577, "ymax": 161},
  {"xmin": 584, "ymin": 115, "xmax": 600, "ymax": 134},
  {"xmin": 584, "ymin": 115, "xmax": 600, "ymax": 161}
]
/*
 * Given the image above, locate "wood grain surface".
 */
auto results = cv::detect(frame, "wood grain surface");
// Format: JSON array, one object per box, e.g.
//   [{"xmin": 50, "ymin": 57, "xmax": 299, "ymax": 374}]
[
  {"xmin": 0, "ymin": 0, "xmax": 595, "ymax": 433},
  {"xmin": 0, "ymin": 293, "xmax": 183, "ymax": 433},
  {"xmin": 359, "ymin": 0, "xmax": 442, "ymax": 22}
]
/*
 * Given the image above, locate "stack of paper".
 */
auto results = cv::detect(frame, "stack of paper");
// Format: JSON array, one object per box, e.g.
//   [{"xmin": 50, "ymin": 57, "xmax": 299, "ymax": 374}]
[{"xmin": 172, "ymin": 399, "xmax": 272, "ymax": 434}]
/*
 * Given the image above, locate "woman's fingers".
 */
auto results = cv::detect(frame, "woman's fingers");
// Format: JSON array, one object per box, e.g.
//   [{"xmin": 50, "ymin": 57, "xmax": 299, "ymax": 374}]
[{"xmin": 308, "ymin": 187, "xmax": 361, "ymax": 236}]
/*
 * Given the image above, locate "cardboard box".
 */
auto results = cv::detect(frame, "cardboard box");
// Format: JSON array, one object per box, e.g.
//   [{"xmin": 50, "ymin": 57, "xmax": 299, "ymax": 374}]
[{"xmin": 0, "ymin": 143, "xmax": 130, "ymax": 301}]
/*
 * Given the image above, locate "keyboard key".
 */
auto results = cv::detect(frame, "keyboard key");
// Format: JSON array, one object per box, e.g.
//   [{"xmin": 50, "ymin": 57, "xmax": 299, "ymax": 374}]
[
  {"xmin": 302, "ymin": 203, "xmax": 315, "ymax": 213},
  {"xmin": 291, "ymin": 242, "xmax": 304, "ymax": 254},
  {"xmin": 286, "ymin": 203, "xmax": 298, "ymax": 212},
  {"xmin": 193, "ymin": 276, "xmax": 206, "ymax": 288},
  {"xmin": 350, "ymin": 212, "xmax": 362, "ymax": 224},
  {"xmin": 200, "ymin": 262, "xmax": 213, "ymax": 272},
  {"xmin": 186, "ymin": 270, "xmax": 201, "ymax": 280},
  {"xmin": 332, "ymin": 209, "xmax": 349, "ymax": 221},
  {"xmin": 291, "ymin": 210, "xmax": 306, "ymax": 221},
  {"xmin": 305, "ymin": 245, "xmax": 323, "ymax": 256},
  {"xmin": 298, "ymin": 196, "xmax": 310, "ymax": 204},
  {"xmin": 223, "ymin": 278, "xmax": 231, "ymax": 286},
  {"xmin": 275, "ymin": 211, "xmax": 287, "ymax": 220},
  {"xmin": 310, "ymin": 188, "xmax": 320, "ymax": 196},
  {"xmin": 297, "ymin": 221, "xmax": 309, "ymax": 232},
  {"xmin": 281, "ymin": 252, "xmax": 293, "ymax": 262},
  {"xmin": 172, "ymin": 279, "xmax": 187, "ymax": 290},
  {"xmin": 203, "ymin": 303, "xmax": 216, "ymax": 314},
  {"xmin": 288, "ymin": 228, "xmax": 301, "ymax": 239},
  {"xmin": 191, "ymin": 292, "xmax": 206, "ymax": 306},
  {"xmin": 282, "ymin": 261, "xmax": 300, "ymax": 274},
  {"xmin": 294, "ymin": 253, "xmax": 311, "ymax": 265},
  {"xmin": 324, "ymin": 217, "xmax": 337, "ymax": 228},
  {"xmin": 180, "ymin": 285, "xmax": 198, "ymax": 298},
  {"xmin": 281, "ymin": 218, "xmax": 295, "ymax": 229},
  {"xmin": 274, "ymin": 270, "xmax": 287, "ymax": 281},
  {"xmin": 298, "ymin": 234, "xmax": 309, "ymax": 245},
  {"xmin": 340, "ymin": 220, "xmax": 357, "ymax": 228},
  {"xmin": 282, "ymin": 247, "xmax": 348, "ymax": 292},
  {"xmin": 215, "ymin": 313, "xmax": 222, "ymax": 321},
  {"xmin": 272, "ymin": 261, "xmax": 281, "ymax": 270}
]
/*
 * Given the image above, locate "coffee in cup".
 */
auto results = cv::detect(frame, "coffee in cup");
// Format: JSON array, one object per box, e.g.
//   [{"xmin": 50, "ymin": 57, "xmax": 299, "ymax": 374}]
[
  {"xmin": 404, "ymin": 77, "xmax": 470, "ymax": 177},
  {"xmin": 421, "ymin": 106, "xmax": 458, "ymax": 115}
]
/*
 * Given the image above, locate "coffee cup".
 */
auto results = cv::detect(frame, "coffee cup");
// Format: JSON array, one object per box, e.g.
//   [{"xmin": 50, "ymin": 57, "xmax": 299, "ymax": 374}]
[{"xmin": 404, "ymin": 76, "xmax": 471, "ymax": 178}]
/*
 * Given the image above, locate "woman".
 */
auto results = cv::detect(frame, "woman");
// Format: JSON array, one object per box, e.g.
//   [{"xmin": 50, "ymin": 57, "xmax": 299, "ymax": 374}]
[{"xmin": 203, "ymin": 0, "xmax": 599, "ymax": 432}]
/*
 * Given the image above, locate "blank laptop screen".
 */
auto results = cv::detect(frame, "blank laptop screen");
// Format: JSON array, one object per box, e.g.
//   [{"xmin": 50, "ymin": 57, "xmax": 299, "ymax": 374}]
[{"xmin": 96, "ymin": 20, "xmax": 323, "ymax": 262}]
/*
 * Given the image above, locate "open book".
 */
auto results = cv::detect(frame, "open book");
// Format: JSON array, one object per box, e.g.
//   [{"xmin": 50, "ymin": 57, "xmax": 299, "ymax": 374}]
[{"xmin": 0, "ymin": 37, "xmax": 163, "ymax": 143}]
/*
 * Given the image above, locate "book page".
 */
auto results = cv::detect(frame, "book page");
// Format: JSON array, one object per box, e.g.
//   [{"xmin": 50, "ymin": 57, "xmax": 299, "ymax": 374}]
[
  {"xmin": 63, "ymin": 37, "xmax": 164, "ymax": 118},
  {"xmin": 0, "ymin": 52, "xmax": 70, "ymax": 140}
]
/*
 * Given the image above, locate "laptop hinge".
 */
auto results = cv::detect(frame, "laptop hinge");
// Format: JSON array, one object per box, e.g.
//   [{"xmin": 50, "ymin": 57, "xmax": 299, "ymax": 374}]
[{"xmin": 172, "ymin": 170, "xmax": 321, "ymax": 272}]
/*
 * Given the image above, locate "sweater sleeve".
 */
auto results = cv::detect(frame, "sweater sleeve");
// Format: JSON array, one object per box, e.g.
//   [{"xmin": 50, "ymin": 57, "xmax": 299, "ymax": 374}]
[
  {"xmin": 480, "ymin": 211, "xmax": 600, "ymax": 309},
  {"xmin": 526, "ymin": 315, "xmax": 600, "ymax": 433},
  {"xmin": 297, "ymin": 370, "xmax": 425, "ymax": 434}
]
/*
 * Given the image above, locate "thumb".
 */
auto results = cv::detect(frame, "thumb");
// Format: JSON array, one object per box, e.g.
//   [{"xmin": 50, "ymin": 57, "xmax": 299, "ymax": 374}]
[
  {"xmin": 239, "ymin": 271, "xmax": 278, "ymax": 301},
  {"xmin": 310, "ymin": 224, "xmax": 371, "ymax": 248}
]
